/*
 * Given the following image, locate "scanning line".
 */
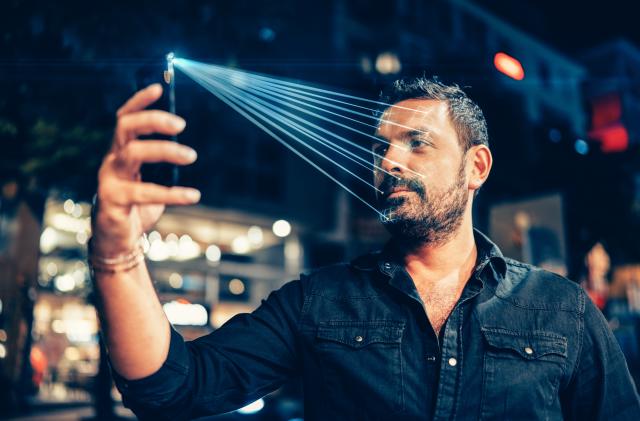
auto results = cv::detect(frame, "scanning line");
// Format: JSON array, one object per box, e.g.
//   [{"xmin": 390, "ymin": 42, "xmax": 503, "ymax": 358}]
[
  {"xmin": 191, "ymin": 68, "xmax": 405, "ymax": 179},
  {"xmin": 227, "ymin": 74, "xmax": 436, "ymax": 137},
  {"xmin": 184, "ymin": 64, "xmax": 422, "ymax": 179},
  {"xmin": 177, "ymin": 58, "xmax": 437, "ymax": 116},
  {"xmin": 186, "ymin": 62, "xmax": 432, "ymax": 141},
  {"xmin": 183, "ymin": 71, "xmax": 387, "ymax": 218},
  {"xmin": 180, "ymin": 65, "xmax": 385, "ymax": 195}
]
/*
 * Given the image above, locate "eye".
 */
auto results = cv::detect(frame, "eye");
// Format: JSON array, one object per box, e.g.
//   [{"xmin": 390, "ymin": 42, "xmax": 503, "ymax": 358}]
[
  {"xmin": 409, "ymin": 139, "xmax": 426, "ymax": 149},
  {"xmin": 372, "ymin": 144, "xmax": 388, "ymax": 156}
]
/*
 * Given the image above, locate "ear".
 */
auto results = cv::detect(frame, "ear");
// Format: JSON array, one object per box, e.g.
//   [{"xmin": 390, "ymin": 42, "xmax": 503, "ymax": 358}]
[{"xmin": 466, "ymin": 145, "xmax": 492, "ymax": 191}]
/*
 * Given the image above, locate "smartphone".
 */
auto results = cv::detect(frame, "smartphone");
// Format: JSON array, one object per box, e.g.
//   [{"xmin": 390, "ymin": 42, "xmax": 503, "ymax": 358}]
[{"xmin": 135, "ymin": 52, "xmax": 179, "ymax": 187}]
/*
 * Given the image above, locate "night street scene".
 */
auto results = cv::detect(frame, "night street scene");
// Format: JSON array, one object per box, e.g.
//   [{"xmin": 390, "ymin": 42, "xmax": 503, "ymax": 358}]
[{"xmin": 1, "ymin": 1, "xmax": 640, "ymax": 420}]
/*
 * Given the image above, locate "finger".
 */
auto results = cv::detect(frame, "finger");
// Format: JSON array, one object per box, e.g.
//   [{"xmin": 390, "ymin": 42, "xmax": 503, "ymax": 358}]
[
  {"xmin": 115, "ymin": 110, "xmax": 186, "ymax": 148},
  {"xmin": 102, "ymin": 179, "xmax": 201, "ymax": 206},
  {"xmin": 116, "ymin": 84, "xmax": 163, "ymax": 117},
  {"xmin": 121, "ymin": 141, "xmax": 198, "ymax": 167}
]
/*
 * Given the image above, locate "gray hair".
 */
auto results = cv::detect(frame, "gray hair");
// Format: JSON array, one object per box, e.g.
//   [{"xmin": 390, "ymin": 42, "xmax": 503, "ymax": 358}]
[{"xmin": 379, "ymin": 76, "xmax": 489, "ymax": 151}]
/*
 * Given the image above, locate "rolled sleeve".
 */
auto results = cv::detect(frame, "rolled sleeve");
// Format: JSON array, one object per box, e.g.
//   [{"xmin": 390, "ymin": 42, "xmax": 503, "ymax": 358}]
[
  {"xmin": 112, "ymin": 326, "xmax": 190, "ymax": 401},
  {"xmin": 109, "ymin": 278, "xmax": 305, "ymax": 420}
]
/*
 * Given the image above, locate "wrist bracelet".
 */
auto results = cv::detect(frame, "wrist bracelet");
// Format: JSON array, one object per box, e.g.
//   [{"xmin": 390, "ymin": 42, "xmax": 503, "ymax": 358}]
[{"xmin": 88, "ymin": 236, "xmax": 146, "ymax": 275}]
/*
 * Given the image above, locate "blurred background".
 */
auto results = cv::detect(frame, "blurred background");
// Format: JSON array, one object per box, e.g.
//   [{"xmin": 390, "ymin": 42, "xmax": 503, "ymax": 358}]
[{"xmin": 1, "ymin": 0, "xmax": 640, "ymax": 419}]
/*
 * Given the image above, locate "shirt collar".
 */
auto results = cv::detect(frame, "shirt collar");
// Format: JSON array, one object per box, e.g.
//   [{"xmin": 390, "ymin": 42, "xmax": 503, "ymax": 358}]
[{"xmin": 350, "ymin": 228, "xmax": 507, "ymax": 283}]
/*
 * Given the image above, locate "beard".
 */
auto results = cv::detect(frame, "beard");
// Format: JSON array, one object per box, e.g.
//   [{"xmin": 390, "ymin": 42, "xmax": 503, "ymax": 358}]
[{"xmin": 376, "ymin": 162, "xmax": 469, "ymax": 249}]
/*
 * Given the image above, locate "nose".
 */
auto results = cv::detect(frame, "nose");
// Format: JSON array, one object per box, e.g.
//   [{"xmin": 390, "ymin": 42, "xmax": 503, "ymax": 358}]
[{"xmin": 379, "ymin": 143, "xmax": 407, "ymax": 175}]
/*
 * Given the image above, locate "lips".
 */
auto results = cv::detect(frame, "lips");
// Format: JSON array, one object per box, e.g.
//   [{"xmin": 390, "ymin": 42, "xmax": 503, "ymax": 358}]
[{"xmin": 386, "ymin": 188, "xmax": 412, "ymax": 198}]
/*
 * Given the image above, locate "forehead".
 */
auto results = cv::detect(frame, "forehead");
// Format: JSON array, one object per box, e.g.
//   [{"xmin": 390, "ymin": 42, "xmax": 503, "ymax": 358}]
[{"xmin": 376, "ymin": 99, "xmax": 454, "ymax": 141}]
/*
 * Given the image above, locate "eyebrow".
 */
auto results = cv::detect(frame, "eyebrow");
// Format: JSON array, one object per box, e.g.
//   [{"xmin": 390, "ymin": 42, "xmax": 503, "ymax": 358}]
[{"xmin": 403, "ymin": 128, "xmax": 437, "ymax": 146}]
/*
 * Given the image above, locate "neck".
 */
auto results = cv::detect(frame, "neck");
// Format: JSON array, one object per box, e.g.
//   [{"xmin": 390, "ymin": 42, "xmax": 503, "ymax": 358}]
[{"xmin": 401, "ymin": 216, "xmax": 478, "ymax": 286}]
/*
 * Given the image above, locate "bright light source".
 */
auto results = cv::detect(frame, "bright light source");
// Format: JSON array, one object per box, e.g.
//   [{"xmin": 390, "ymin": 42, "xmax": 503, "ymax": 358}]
[
  {"xmin": 45, "ymin": 262, "xmax": 58, "ymax": 277},
  {"xmin": 574, "ymin": 139, "xmax": 589, "ymax": 155},
  {"xmin": 71, "ymin": 204, "xmax": 83, "ymax": 218},
  {"xmin": 169, "ymin": 273, "xmax": 183, "ymax": 289},
  {"xmin": 54, "ymin": 274, "xmax": 75, "ymax": 292},
  {"xmin": 50, "ymin": 213, "xmax": 90, "ymax": 233},
  {"xmin": 247, "ymin": 226, "xmax": 264, "ymax": 246},
  {"xmin": 206, "ymin": 245, "xmax": 222, "ymax": 262},
  {"xmin": 176, "ymin": 235, "xmax": 201, "ymax": 261},
  {"xmin": 51, "ymin": 319, "xmax": 65, "ymax": 334},
  {"xmin": 163, "ymin": 301, "xmax": 208, "ymax": 326},
  {"xmin": 228, "ymin": 278, "xmax": 246, "ymax": 295},
  {"xmin": 237, "ymin": 398, "xmax": 265, "ymax": 414},
  {"xmin": 40, "ymin": 227, "xmax": 58, "ymax": 254},
  {"xmin": 64, "ymin": 347, "xmax": 81, "ymax": 361},
  {"xmin": 375, "ymin": 52, "xmax": 402, "ymax": 75},
  {"xmin": 272, "ymin": 220, "xmax": 291, "ymax": 238},
  {"xmin": 63, "ymin": 199, "xmax": 75, "ymax": 214},
  {"xmin": 147, "ymin": 240, "xmax": 170, "ymax": 261},
  {"xmin": 148, "ymin": 231, "xmax": 161, "ymax": 243},
  {"xmin": 0, "ymin": 343, "xmax": 6, "ymax": 359},
  {"xmin": 493, "ymin": 52, "xmax": 525, "ymax": 81},
  {"xmin": 231, "ymin": 236, "xmax": 250, "ymax": 254},
  {"xmin": 76, "ymin": 231, "xmax": 88, "ymax": 245}
]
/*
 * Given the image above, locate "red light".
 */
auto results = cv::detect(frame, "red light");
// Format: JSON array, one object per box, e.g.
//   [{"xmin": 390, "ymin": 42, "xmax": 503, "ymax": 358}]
[
  {"xmin": 589, "ymin": 123, "xmax": 629, "ymax": 153},
  {"xmin": 494, "ymin": 52, "xmax": 525, "ymax": 80}
]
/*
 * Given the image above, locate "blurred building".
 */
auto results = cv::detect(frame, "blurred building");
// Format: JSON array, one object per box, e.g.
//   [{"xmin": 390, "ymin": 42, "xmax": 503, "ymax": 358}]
[{"xmin": 2, "ymin": 0, "xmax": 640, "ymax": 418}]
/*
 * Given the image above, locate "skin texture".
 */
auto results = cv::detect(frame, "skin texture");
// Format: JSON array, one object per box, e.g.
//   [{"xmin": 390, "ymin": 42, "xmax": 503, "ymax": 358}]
[
  {"xmin": 373, "ymin": 99, "xmax": 493, "ymax": 334},
  {"xmin": 92, "ymin": 84, "xmax": 201, "ymax": 379},
  {"xmin": 93, "ymin": 90, "xmax": 491, "ymax": 379}
]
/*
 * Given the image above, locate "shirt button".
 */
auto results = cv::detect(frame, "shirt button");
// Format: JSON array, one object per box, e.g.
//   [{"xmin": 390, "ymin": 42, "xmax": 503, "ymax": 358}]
[
  {"xmin": 354, "ymin": 335, "xmax": 364, "ymax": 342},
  {"xmin": 448, "ymin": 357, "xmax": 457, "ymax": 367},
  {"xmin": 524, "ymin": 346, "xmax": 534, "ymax": 355}
]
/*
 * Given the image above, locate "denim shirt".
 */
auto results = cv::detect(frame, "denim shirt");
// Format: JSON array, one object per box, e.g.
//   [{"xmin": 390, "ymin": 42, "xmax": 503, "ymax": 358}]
[{"xmin": 113, "ymin": 230, "xmax": 640, "ymax": 420}]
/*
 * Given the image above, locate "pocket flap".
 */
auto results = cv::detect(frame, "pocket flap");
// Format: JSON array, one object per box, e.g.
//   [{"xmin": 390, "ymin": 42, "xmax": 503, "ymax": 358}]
[
  {"xmin": 481, "ymin": 328, "xmax": 568, "ymax": 360},
  {"xmin": 317, "ymin": 321, "xmax": 404, "ymax": 349}
]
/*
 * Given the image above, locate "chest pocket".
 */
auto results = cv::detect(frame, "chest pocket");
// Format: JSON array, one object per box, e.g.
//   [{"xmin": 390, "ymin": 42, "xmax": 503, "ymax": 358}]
[
  {"xmin": 315, "ymin": 321, "xmax": 405, "ymax": 415},
  {"xmin": 480, "ymin": 328, "xmax": 567, "ymax": 420}
]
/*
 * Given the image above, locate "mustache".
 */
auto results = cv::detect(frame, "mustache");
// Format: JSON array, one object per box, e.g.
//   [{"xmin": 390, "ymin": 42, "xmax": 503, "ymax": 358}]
[{"xmin": 378, "ymin": 175, "xmax": 426, "ymax": 199}]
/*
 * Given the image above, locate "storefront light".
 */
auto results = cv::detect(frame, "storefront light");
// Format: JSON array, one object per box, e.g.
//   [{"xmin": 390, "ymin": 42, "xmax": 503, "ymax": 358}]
[
  {"xmin": 63, "ymin": 199, "xmax": 75, "ymax": 214},
  {"xmin": 148, "ymin": 230, "xmax": 162, "ymax": 243},
  {"xmin": 272, "ymin": 220, "xmax": 291, "ymax": 238},
  {"xmin": 45, "ymin": 262, "xmax": 58, "ymax": 277},
  {"xmin": 206, "ymin": 245, "xmax": 222, "ymax": 262},
  {"xmin": 40, "ymin": 227, "xmax": 58, "ymax": 254},
  {"xmin": 54, "ymin": 274, "xmax": 75, "ymax": 292},
  {"xmin": 228, "ymin": 278, "xmax": 245, "ymax": 295},
  {"xmin": 169, "ymin": 273, "xmax": 183, "ymax": 289},
  {"xmin": 231, "ymin": 236, "xmax": 250, "ymax": 254},
  {"xmin": 237, "ymin": 398, "xmax": 264, "ymax": 414},
  {"xmin": 247, "ymin": 226, "xmax": 264, "ymax": 246}
]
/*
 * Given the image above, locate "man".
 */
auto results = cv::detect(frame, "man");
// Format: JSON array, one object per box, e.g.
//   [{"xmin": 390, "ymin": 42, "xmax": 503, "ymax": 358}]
[{"xmin": 90, "ymin": 77, "xmax": 640, "ymax": 420}]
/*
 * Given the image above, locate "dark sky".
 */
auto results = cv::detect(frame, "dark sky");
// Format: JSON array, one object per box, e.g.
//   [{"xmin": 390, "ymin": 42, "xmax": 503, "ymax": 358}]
[{"xmin": 474, "ymin": 0, "xmax": 640, "ymax": 57}]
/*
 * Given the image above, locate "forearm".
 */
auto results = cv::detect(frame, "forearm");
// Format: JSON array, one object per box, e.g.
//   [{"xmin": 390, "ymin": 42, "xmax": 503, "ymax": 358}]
[{"xmin": 94, "ymin": 260, "xmax": 171, "ymax": 380}]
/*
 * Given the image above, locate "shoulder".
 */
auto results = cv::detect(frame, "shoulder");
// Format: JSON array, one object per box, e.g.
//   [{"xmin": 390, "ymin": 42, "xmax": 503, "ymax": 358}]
[
  {"xmin": 298, "ymin": 251, "xmax": 381, "ymax": 297},
  {"xmin": 496, "ymin": 257, "xmax": 586, "ymax": 314}
]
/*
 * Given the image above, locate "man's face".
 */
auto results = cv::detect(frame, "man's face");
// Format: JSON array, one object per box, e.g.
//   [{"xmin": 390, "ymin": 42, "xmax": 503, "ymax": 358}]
[{"xmin": 372, "ymin": 99, "xmax": 470, "ymax": 246}]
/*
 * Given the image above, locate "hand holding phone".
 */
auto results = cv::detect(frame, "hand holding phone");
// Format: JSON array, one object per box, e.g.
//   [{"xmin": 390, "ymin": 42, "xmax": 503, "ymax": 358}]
[{"xmin": 135, "ymin": 53, "xmax": 180, "ymax": 187}]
